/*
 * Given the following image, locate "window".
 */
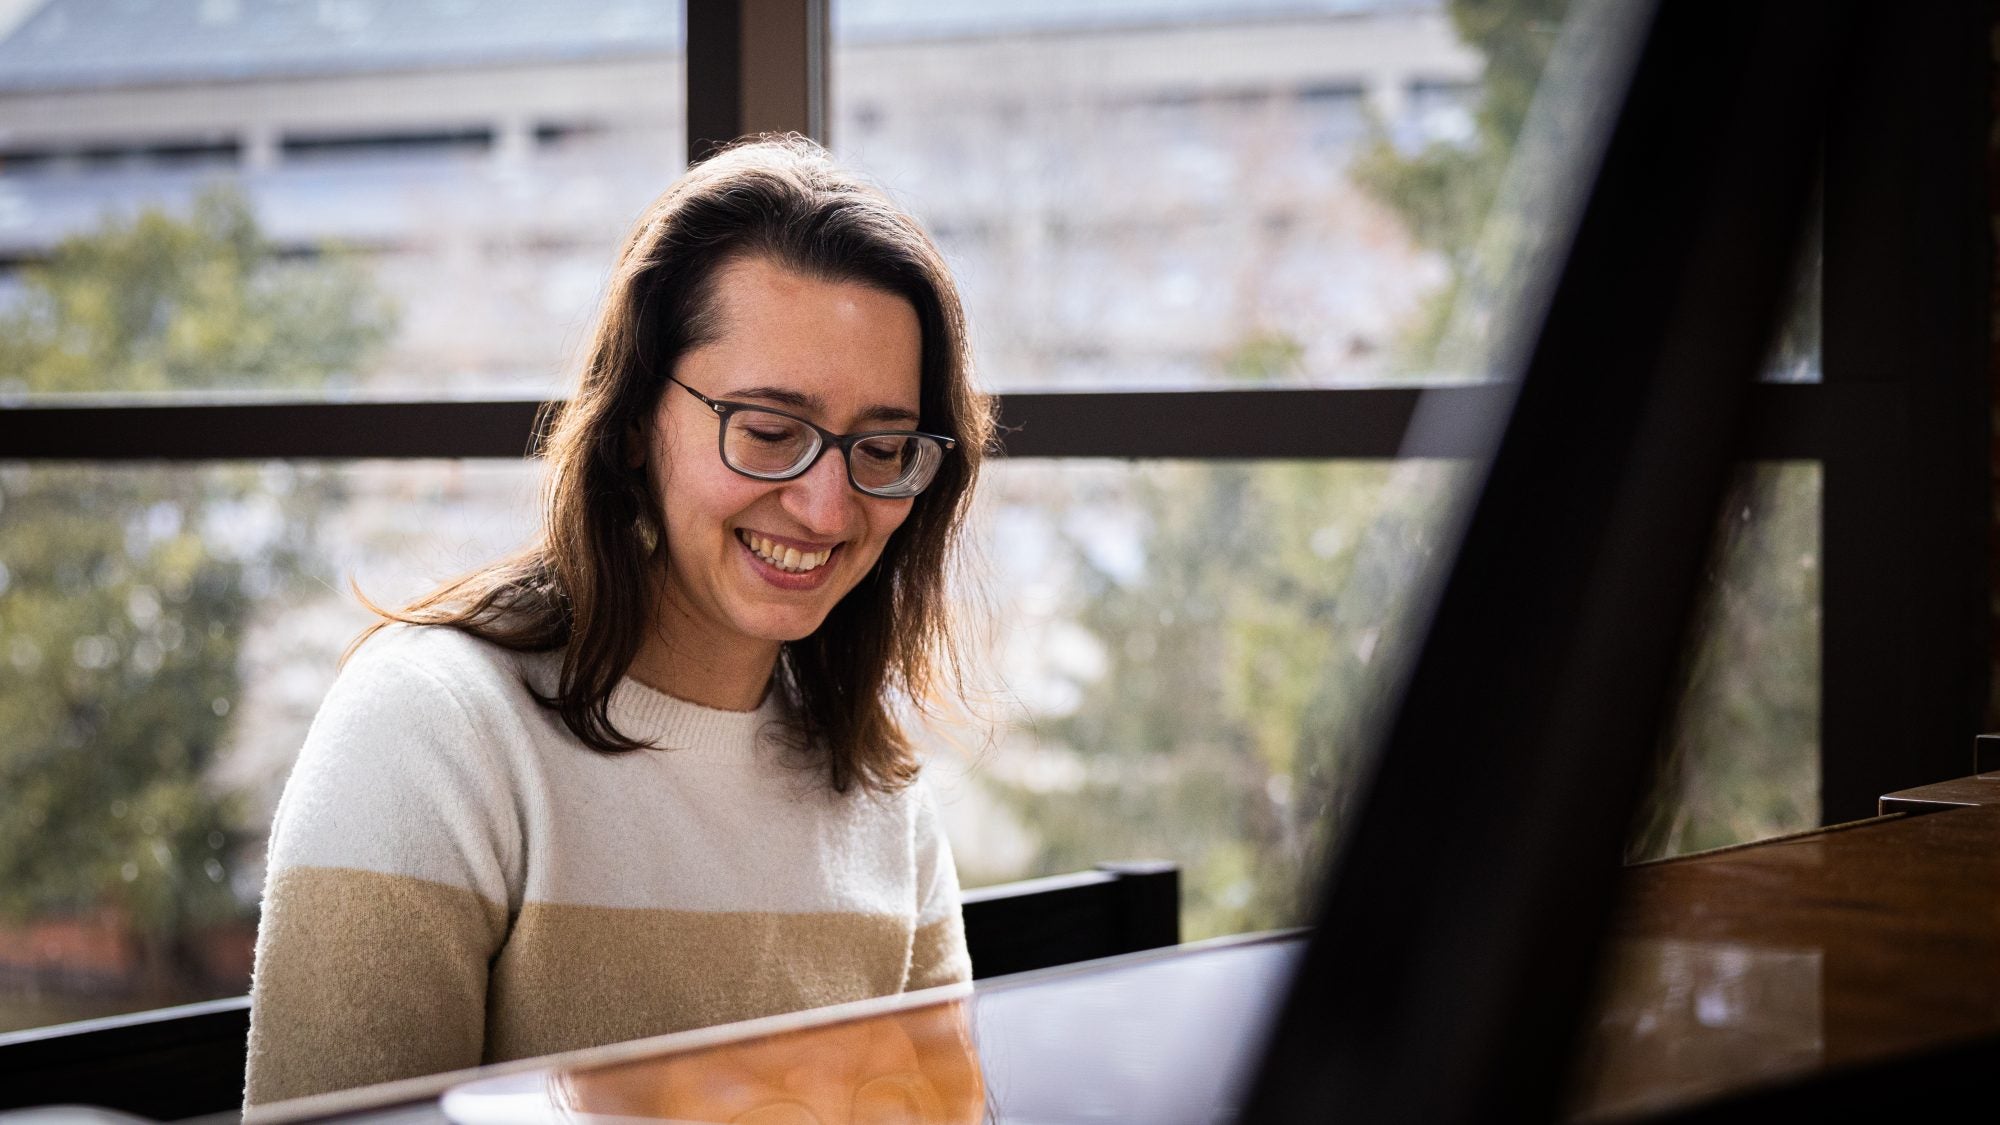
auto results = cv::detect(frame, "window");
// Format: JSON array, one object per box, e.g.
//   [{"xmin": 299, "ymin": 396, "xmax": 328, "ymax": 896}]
[{"xmin": 2, "ymin": 0, "xmax": 1983, "ymax": 1037}]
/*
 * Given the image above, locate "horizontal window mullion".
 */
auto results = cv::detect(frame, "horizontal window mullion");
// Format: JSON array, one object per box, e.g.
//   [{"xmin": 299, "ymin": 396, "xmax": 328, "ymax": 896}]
[
  {"xmin": 0, "ymin": 400, "xmax": 550, "ymax": 461},
  {"xmin": 0, "ymin": 383, "xmax": 1863, "ymax": 462}
]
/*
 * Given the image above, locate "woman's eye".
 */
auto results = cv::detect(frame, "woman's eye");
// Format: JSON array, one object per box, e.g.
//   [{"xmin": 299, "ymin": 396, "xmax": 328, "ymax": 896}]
[
  {"xmin": 743, "ymin": 426, "xmax": 796, "ymax": 444},
  {"xmin": 858, "ymin": 442, "xmax": 905, "ymax": 464}
]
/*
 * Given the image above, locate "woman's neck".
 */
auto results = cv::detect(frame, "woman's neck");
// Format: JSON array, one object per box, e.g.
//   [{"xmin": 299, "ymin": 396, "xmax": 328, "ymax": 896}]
[
  {"xmin": 625, "ymin": 634, "xmax": 777, "ymax": 712},
  {"xmin": 626, "ymin": 593, "xmax": 781, "ymax": 713}
]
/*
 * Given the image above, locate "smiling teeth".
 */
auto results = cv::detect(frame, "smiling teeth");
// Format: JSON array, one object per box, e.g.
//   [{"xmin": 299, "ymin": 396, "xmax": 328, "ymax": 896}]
[{"xmin": 740, "ymin": 532, "xmax": 833, "ymax": 573}]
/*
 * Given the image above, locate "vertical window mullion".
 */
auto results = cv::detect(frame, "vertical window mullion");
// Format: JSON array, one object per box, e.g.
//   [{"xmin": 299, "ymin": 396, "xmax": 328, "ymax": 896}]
[
  {"xmin": 686, "ymin": 0, "xmax": 828, "ymax": 164},
  {"xmin": 1817, "ymin": 4, "xmax": 1992, "ymax": 823}
]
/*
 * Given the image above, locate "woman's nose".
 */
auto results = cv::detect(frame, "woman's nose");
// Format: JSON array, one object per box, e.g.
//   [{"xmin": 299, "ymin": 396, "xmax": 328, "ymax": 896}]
[{"xmin": 780, "ymin": 446, "xmax": 857, "ymax": 534}]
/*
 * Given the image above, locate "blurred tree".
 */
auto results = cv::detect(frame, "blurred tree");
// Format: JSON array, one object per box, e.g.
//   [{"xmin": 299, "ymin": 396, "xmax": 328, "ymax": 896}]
[
  {"xmin": 1349, "ymin": 0, "xmax": 1575, "ymax": 369},
  {"xmin": 1628, "ymin": 464, "xmax": 1821, "ymax": 859},
  {"xmin": 0, "ymin": 188, "xmax": 392, "ymax": 990},
  {"xmin": 994, "ymin": 452, "xmax": 1454, "ymax": 938}
]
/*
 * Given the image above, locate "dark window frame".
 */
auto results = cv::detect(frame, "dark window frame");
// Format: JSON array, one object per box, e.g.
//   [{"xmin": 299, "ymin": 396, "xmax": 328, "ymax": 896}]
[
  {"xmin": 0, "ymin": 1, "xmax": 1987, "ymax": 826},
  {"xmin": 0, "ymin": 383, "xmax": 1902, "ymax": 461}
]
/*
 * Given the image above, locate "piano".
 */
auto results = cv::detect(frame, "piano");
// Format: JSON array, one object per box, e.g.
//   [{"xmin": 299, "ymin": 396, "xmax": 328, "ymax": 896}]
[
  {"xmin": 183, "ymin": 774, "xmax": 1982, "ymax": 1124},
  {"xmin": 19, "ymin": 784, "xmax": 1992, "ymax": 1123}
]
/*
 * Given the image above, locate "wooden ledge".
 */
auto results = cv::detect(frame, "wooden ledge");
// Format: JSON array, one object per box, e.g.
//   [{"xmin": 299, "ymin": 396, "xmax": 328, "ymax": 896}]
[{"xmin": 1877, "ymin": 772, "xmax": 2000, "ymax": 815}]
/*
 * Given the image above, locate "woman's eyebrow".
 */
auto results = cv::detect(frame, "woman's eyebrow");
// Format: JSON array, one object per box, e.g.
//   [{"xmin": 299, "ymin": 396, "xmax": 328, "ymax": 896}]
[
  {"xmin": 728, "ymin": 385, "xmax": 921, "ymax": 426},
  {"xmin": 857, "ymin": 403, "xmax": 922, "ymax": 425}
]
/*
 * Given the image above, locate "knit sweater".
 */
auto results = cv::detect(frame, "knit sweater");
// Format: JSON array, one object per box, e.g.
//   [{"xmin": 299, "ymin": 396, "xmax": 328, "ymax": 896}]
[{"xmin": 243, "ymin": 625, "xmax": 970, "ymax": 1107}]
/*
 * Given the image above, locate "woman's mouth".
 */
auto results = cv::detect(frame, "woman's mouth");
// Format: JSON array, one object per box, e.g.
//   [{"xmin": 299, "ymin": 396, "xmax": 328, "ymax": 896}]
[{"xmin": 736, "ymin": 530, "xmax": 836, "ymax": 574}]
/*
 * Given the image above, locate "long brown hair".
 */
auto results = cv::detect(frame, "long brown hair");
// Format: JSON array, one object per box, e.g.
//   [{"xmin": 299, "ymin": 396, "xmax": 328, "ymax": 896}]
[{"xmin": 355, "ymin": 135, "xmax": 991, "ymax": 794}]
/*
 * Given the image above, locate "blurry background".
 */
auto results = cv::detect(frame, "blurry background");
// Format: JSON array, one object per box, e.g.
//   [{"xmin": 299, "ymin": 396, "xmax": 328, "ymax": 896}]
[{"xmin": 0, "ymin": 0, "xmax": 1816, "ymax": 1032}]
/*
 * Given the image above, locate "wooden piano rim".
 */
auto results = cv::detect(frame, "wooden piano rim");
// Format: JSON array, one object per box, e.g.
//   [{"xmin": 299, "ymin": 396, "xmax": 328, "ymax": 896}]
[{"xmin": 1578, "ymin": 800, "xmax": 2000, "ymax": 1120}]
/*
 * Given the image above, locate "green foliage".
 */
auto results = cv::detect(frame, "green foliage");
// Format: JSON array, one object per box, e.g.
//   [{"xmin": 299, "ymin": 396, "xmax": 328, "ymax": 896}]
[
  {"xmin": 1630, "ymin": 466, "xmax": 1821, "ymax": 859},
  {"xmin": 0, "ymin": 190, "xmax": 390, "ymax": 395},
  {"xmin": 994, "ymin": 457, "xmax": 1457, "ymax": 939},
  {"xmin": 1220, "ymin": 330, "xmax": 1307, "ymax": 384},
  {"xmin": 0, "ymin": 189, "xmax": 391, "ymax": 958},
  {"xmin": 0, "ymin": 469, "xmax": 247, "ymax": 932},
  {"xmin": 1350, "ymin": 0, "xmax": 1573, "ymax": 261},
  {"xmin": 1348, "ymin": 0, "xmax": 1574, "ymax": 368}
]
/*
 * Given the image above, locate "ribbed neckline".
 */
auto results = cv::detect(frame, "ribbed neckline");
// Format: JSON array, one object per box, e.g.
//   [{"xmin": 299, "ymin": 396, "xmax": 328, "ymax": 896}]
[{"xmin": 606, "ymin": 676, "xmax": 783, "ymax": 757}]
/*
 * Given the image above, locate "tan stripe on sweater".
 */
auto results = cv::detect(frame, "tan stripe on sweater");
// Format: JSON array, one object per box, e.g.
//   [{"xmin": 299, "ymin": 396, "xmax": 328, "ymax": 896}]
[
  {"xmin": 909, "ymin": 914, "xmax": 971, "ymax": 991},
  {"xmin": 246, "ymin": 866, "xmax": 507, "ymax": 1106},
  {"xmin": 248, "ymin": 867, "xmax": 961, "ymax": 1106},
  {"xmin": 485, "ymin": 901, "xmax": 914, "ymax": 1063}
]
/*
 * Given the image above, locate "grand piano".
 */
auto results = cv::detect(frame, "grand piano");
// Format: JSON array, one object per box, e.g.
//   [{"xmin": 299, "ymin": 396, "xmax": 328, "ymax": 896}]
[
  {"xmin": 175, "ymin": 775, "xmax": 1987, "ymax": 1122},
  {"xmin": 12, "ymin": 777, "xmax": 2000, "ymax": 1123},
  {"xmin": 8, "ymin": 1, "xmax": 1999, "ymax": 1121}
]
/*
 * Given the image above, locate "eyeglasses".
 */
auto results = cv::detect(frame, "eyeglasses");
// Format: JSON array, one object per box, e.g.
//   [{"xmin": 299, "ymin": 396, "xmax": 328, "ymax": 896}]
[{"xmin": 668, "ymin": 376, "xmax": 956, "ymax": 499}]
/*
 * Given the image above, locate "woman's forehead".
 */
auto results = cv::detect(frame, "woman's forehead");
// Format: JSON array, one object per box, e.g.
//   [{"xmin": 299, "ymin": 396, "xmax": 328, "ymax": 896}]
[
  {"xmin": 706, "ymin": 258, "xmax": 916, "ymax": 338},
  {"xmin": 690, "ymin": 258, "xmax": 923, "ymax": 413}
]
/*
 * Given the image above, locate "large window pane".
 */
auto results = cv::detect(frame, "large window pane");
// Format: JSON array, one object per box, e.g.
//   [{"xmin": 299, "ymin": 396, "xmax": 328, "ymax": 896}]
[
  {"xmin": 935, "ymin": 458, "xmax": 1469, "ymax": 939},
  {"xmin": 832, "ymin": 1, "xmax": 1493, "ymax": 389},
  {"xmin": 833, "ymin": 0, "xmax": 1648, "ymax": 393},
  {"xmin": 0, "ymin": 2, "xmax": 684, "ymax": 399},
  {"xmin": 0, "ymin": 459, "xmax": 538, "ymax": 1032}
]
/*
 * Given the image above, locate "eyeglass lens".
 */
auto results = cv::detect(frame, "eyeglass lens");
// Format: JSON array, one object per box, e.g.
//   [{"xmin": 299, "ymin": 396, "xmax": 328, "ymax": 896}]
[{"xmin": 721, "ymin": 409, "xmax": 944, "ymax": 497}]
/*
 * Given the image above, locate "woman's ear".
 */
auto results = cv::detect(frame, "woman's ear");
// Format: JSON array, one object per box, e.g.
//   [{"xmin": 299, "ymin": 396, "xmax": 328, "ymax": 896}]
[{"xmin": 626, "ymin": 421, "xmax": 647, "ymax": 470}]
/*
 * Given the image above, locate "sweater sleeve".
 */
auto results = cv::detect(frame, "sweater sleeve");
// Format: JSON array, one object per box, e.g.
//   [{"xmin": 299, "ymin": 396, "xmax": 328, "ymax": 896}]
[
  {"xmin": 244, "ymin": 632, "xmax": 521, "ymax": 1108},
  {"xmin": 906, "ymin": 778, "xmax": 972, "ymax": 991}
]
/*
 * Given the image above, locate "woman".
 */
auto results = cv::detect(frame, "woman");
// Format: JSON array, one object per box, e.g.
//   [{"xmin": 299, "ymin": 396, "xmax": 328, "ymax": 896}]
[{"xmin": 243, "ymin": 136, "xmax": 991, "ymax": 1107}]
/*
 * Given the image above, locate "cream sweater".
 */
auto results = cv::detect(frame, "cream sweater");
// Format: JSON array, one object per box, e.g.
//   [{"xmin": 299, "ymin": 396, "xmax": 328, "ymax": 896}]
[{"xmin": 243, "ymin": 625, "xmax": 970, "ymax": 1106}]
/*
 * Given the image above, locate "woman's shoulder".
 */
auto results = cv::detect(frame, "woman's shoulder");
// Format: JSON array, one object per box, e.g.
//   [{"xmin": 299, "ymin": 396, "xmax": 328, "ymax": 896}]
[
  {"xmin": 338, "ymin": 623, "xmax": 546, "ymax": 712},
  {"xmin": 304, "ymin": 625, "xmax": 565, "ymax": 766},
  {"xmin": 274, "ymin": 624, "xmax": 533, "ymax": 904},
  {"xmin": 830, "ymin": 761, "xmax": 947, "ymax": 830}
]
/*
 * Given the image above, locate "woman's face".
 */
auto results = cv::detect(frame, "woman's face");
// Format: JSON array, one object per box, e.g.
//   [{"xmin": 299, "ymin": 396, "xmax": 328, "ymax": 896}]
[{"xmin": 645, "ymin": 255, "xmax": 924, "ymax": 659}]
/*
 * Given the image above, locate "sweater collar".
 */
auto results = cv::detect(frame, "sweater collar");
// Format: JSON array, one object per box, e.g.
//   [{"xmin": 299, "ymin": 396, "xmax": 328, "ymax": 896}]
[{"xmin": 605, "ymin": 676, "xmax": 784, "ymax": 751}]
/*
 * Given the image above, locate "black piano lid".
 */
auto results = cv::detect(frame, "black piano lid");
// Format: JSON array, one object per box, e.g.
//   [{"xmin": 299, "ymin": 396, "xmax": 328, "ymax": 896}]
[{"xmin": 1242, "ymin": 2, "xmax": 1850, "ymax": 1123}]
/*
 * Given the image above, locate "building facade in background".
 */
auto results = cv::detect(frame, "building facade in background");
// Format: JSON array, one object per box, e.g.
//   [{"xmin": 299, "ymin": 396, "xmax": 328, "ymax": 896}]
[{"xmin": 0, "ymin": 0, "xmax": 1475, "ymax": 393}]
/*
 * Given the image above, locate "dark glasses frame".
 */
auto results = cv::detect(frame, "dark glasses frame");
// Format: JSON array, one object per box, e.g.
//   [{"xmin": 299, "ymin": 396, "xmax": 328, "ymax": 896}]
[{"xmin": 668, "ymin": 375, "xmax": 956, "ymax": 499}]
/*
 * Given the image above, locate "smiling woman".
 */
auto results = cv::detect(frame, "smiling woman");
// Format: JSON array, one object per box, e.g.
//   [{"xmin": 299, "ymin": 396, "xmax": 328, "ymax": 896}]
[{"xmin": 241, "ymin": 137, "xmax": 993, "ymax": 1107}]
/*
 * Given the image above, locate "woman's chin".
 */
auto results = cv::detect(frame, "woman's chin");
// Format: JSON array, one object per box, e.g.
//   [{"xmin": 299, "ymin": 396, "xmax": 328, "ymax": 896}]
[{"xmin": 730, "ymin": 606, "xmax": 837, "ymax": 648}]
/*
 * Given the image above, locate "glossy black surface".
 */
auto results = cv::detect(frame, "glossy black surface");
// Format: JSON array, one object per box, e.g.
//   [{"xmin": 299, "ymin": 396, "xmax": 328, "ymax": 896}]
[{"xmin": 257, "ymin": 935, "xmax": 1300, "ymax": 1125}]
